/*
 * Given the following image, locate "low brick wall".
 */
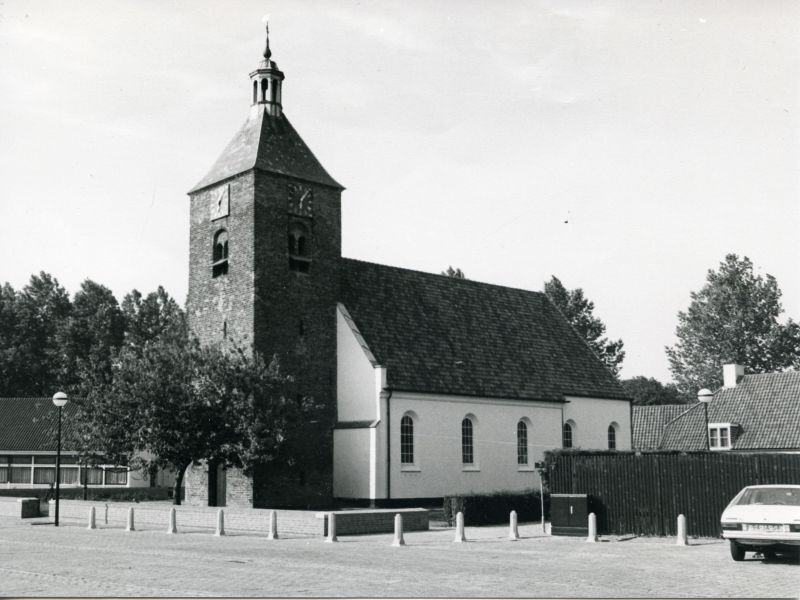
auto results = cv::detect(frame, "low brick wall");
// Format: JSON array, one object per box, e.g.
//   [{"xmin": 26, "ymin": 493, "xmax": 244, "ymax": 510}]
[
  {"xmin": 49, "ymin": 500, "xmax": 322, "ymax": 536},
  {"xmin": 0, "ymin": 497, "xmax": 39, "ymax": 518},
  {"xmin": 317, "ymin": 508, "xmax": 429, "ymax": 536}
]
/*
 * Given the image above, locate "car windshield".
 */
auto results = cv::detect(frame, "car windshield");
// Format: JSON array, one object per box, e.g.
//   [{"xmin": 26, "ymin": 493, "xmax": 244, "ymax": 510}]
[{"xmin": 736, "ymin": 487, "xmax": 800, "ymax": 506}]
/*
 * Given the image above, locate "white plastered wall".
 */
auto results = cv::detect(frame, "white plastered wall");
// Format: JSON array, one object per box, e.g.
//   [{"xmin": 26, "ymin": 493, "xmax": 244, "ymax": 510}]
[{"xmin": 562, "ymin": 396, "xmax": 632, "ymax": 450}]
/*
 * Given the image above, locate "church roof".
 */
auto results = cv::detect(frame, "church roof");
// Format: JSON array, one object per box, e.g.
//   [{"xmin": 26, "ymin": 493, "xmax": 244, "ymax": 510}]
[
  {"xmin": 189, "ymin": 110, "xmax": 342, "ymax": 193},
  {"xmin": 340, "ymin": 259, "xmax": 629, "ymax": 402}
]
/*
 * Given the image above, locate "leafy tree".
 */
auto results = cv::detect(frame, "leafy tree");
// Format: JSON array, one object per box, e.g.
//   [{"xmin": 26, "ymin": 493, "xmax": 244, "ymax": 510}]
[
  {"xmin": 121, "ymin": 286, "xmax": 187, "ymax": 349},
  {"xmin": 620, "ymin": 376, "xmax": 688, "ymax": 405},
  {"xmin": 11, "ymin": 273, "xmax": 72, "ymax": 395},
  {"xmin": 73, "ymin": 336, "xmax": 306, "ymax": 504},
  {"xmin": 666, "ymin": 254, "xmax": 800, "ymax": 394},
  {"xmin": 442, "ymin": 266, "xmax": 466, "ymax": 279},
  {"xmin": 544, "ymin": 276, "xmax": 625, "ymax": 376},
  {"xmin": 61, "ymin": 280, "xmax": 125, "ymax": 392}
]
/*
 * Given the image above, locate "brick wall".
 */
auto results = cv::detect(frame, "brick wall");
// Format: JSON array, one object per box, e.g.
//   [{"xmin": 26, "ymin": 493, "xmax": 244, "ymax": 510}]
[{"xmin": 319, "ymin": 508, "xmax": 430, "ymax": 536}]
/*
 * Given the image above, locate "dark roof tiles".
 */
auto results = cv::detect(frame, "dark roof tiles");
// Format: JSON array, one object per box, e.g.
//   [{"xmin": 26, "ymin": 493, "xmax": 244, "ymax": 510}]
[
  {"xmin": 189, "ymin": 111, "xmax": 342, "ymax": 193},
  {"xmin": 0, "ymin": 398, "xmax": 79, "ymax": 453},
  {"xmin": 340, "ymin": 259, "xmax": 628, "ymax": 402}
]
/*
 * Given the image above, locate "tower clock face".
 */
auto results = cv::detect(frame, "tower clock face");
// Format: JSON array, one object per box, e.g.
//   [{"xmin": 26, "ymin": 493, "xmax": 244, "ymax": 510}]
[
  {"xmin": 288, "ymin": 183, "xmax": 314, "ymax": 218},
  {"xmin": 210, "ymin": 184, "xmax": 230, "ymax": 221}
]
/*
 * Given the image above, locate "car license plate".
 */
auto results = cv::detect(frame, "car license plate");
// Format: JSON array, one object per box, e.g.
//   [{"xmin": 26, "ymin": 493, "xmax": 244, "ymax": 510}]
[{"xmin": 746, "ymin": 523, "xmax": 788, "ymax": 532}]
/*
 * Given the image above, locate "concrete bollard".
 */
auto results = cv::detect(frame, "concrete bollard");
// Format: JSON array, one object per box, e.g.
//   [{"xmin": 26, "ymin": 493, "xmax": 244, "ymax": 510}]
[
  {"xmin": 215, "ymin": 509, "xmax": 225, "ymax": 536},
  {"xmin": 166, "ymin": 507, "xmax": 177, "ymax": 534},
  {"xmin": 267, "ymin": 510, "xmax": 278, "ymax": 540},
  {"xmin": 586, "ymin": 512, "xmax": 598, "ymax": 543},
  {"xmin": 454, "ymin": 511, "xmax": 467, "ymax": 543},
  {"xmin": 325, "ymin": 512, "xmax": 338, "ymax": 543},
  {"xmin": 392, "ymin": 513, "xmax": 405, "ymax": 547},
  {"xmin": 104, "ymin": 504, "xmax": 109, "ymax": 525},
  {"xmin": 126, "ymin": 507, "xmax": 135, "ymax": 532},
  {"xmin": 509, "ymin": 510, "xmax": 519, "ymax": 541},
  {"xmin": 676, "ymin": 514, "xmax": 688, "ymax": 546},
  {"xmin": 87, "ymin": 506, "xmax": 96, "ymax": 530}
]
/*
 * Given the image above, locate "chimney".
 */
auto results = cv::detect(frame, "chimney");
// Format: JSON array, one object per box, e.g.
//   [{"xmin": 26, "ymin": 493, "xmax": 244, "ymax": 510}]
[{"xmin": 723, "ymin": 364, "xmax": 745, "ymax": 388}]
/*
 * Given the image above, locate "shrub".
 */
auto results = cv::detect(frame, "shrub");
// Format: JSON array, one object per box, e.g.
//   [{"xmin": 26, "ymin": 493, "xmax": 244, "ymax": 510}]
[{"xmin": 442, "ymin": 490, "xmax": 549, "ymax": 526}]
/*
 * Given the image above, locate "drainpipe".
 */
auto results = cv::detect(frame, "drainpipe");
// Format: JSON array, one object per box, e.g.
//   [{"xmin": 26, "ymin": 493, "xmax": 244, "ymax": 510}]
[{"xmin": 384, "ymin": 389, "xmax": 393, "ymax": 503}]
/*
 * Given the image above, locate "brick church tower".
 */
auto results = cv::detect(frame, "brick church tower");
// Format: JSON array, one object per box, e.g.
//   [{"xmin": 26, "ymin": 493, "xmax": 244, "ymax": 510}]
[{"xmin": 185, "ymin": 25, "xmax": 343, "ymax": 508}]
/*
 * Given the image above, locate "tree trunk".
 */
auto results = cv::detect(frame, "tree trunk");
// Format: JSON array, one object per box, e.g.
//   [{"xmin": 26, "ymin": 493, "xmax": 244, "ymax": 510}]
[{"xmin": 173, "ymin": 464, "xmax": 188, "ymax": 506}]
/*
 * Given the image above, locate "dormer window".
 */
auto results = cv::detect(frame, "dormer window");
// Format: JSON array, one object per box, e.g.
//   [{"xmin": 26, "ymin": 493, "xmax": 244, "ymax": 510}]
[
  {"xmin": 709, "ymin": 423, "xmax": 734, "ymax": 450},
  {"xmin": 288, "ymin": 221, "xmax": 310, "ymax": 273},
  {"xmin": 212, "ymin": 229, "xmax": 229, "ymax": 277}
]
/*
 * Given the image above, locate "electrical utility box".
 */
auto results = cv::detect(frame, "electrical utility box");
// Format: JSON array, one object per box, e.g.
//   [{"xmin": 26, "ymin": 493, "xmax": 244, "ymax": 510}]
[{"xmin": 550, "ymin": 493, "xmax": 590, "ymax": 536}]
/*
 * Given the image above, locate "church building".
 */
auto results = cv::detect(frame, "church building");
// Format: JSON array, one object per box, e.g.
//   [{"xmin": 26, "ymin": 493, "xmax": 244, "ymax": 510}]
[{"xmin": 183, "ymin": 27, "xmax": 631, "ymax": 509}]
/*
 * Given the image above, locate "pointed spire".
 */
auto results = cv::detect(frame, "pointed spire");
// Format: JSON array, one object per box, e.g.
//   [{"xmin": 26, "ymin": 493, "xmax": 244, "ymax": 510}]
[{"xmin": 263, "ymin": 21, "xmax": 272, "ymax": 61}]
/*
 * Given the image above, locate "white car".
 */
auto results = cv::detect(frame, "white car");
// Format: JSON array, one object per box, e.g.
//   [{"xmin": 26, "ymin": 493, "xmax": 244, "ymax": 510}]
[{"xmin": 720, "ymin": 484, "xmax": 800, "ymax": 561}]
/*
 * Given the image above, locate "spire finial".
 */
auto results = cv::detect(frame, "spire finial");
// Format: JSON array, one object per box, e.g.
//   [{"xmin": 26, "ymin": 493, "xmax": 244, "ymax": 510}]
[{"xmin": 262, "ymin": 16, "xmax": 272, "ymax": 60}]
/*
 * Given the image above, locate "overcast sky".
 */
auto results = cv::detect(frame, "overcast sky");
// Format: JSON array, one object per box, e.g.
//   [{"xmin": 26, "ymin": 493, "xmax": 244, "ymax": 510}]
[{"xmin": 1, "ymin": 0, "xmax": 798, "ymax": 383}]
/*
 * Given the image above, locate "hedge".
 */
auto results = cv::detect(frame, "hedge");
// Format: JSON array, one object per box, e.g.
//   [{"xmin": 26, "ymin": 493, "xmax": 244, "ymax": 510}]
[{"xmin": 442, "ymin": 490, "xmax": 549, "ymax": 526}]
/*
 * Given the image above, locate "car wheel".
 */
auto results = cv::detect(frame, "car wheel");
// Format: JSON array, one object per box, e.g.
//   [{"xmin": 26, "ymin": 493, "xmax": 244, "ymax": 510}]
[
  {"xmin": 730, "ymin": 541, "xmax": 746, "ymax": 561},
  {"xmin": 762, "ymin": 550, "xmax": 776, "ymax": 561}
]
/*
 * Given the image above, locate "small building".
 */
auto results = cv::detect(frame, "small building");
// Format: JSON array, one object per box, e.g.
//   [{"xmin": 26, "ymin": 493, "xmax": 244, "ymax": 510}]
[
  {"xmin": 632, "ymin": 365, "xmax": 800, "ymax": 453},
  {"xmin": 0, "ymin": 397, "xmax": 167, "ymax": 490}
]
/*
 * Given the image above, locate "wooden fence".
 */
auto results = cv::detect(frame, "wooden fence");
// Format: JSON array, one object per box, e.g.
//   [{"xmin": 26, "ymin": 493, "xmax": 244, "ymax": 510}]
[{"xmin": 546, "ymin": 451, "xmax": 800, "ymax": 538}]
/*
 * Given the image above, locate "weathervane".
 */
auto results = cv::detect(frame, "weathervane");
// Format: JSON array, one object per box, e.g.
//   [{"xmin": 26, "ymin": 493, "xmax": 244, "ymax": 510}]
[{"xmin": 262, "ymin": 14, "xmax": 271, "ymax": 60}]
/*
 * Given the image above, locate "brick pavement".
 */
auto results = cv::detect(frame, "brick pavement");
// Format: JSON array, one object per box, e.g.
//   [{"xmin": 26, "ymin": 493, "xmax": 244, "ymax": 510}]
[{"xmin": 0, "ymin": 516, "xmax": 796, "ymax": 597}]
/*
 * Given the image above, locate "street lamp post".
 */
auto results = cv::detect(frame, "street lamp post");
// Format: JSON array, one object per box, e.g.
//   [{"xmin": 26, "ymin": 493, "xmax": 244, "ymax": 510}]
[
  {"xmin": 52, "ymin": 391, "xmax": 69, "ymax": 527},
  {"xmin": 697, "ymin": 388, "xmax": 713, "ymax": 450}
]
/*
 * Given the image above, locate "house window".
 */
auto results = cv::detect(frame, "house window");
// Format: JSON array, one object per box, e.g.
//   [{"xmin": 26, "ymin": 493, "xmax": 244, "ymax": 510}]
[
  {"xmin": 212, "ymin": 229, "xmax": 229, "ymax": 277},
  {"xmin": 608, "ymin": 422, "xmax": 618, "ymax": 450},
  {"xmin": 105, "ymin": 468, "xmax": 128, "ymax": 486},
  {"xmin": 288, "ymin": 222, "xmax": 311, "ymax": 273},
  {"xmin": 563, "ymin": 421, "xmax": 574, "ymax": 449},
  {"xmin": 517, "ymin": 420, "xmax": 529, "ymax": 465},
  {"xmin": 709, "ymin": 423, "xmax": 733, "ymax": 450},
  {"xmin": 400, "ymin": 414, "xmax": 414, "ymax": 464},
  {"xmin": 461, "ymin": 417, "xmax": 474, "ymax": 464}
]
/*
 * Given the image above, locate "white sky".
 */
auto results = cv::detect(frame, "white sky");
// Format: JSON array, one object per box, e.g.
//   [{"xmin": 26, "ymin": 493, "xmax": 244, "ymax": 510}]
[{"xmin": 1, "ymin": 0, "xmax": 798, "ymax": 383}]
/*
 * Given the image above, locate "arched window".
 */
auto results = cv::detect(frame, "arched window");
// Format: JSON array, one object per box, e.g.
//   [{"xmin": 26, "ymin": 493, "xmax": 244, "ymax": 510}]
[
  {"xmin": 261, "ymin": 78, "xmax": 268, "ymax": 102},
  {"xmin": 562, "ymin": 421, "xmax": 574, "ymax": 449},
  {"xmin": 608, "ymin": 422, "xmax": 618, "ymax": 450},
  {"xmin": 212, "ymin": 229, "xmax": 229, "ymax": 277},
  {"xmin": 288, "ymin": 222, "xmax": 310, "ymax": 273},
  {"xmin": 252, "ymin": 80, "xmax": 257, "ymax": 104},
  {"xmin": 400, "ymin": 415, "xmax": 414, "ymax": 464},
  {"xmin": 517, "ymin": 420, "xmax": 529, "ymax": 465},
  {"xmin": 461, "ymin": 417, "xmax": 474, "ymax": 464}
]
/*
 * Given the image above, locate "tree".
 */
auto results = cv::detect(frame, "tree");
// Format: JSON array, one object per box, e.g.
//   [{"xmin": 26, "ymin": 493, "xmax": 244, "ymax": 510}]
[
  {"xmin": 121, "ymin": 286, "xmax": 187, "ymax": 349},
  {"xmin": 544, "ymin": 276, "xmax": 625, "ymax": 376},
  {"xmin": 666, "ymin": 254, "xmax": 800, "ymax": 395},
  {"xmin": 620, "ymin": 376, "xmax": 688, "ymax": 405},
  {"xmin": 442, "ymin": 266, "xmax": 466, "ymax": 279},
  {"xmin": 73, "ymin": 336, "xmax": 306, "ymax": 504}
]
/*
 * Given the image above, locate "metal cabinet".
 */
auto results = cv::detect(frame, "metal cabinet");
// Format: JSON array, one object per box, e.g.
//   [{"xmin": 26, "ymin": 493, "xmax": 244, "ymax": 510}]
[{"xmin": 550, "ymin": 493, "xmax": 589, "ymax": 536}]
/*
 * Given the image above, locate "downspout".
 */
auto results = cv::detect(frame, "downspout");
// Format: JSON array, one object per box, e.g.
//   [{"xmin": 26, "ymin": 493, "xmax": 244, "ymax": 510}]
[{"xmin": 384, "ymin": 389, "xmax": 393, "ymax": 502}]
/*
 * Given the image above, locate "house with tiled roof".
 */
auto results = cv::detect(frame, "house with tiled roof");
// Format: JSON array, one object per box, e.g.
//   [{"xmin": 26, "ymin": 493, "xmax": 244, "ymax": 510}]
[
  {"xmin": 633, "ymin": 365, "xmax": 800, "ymax": 453},
  {"xmin": 182, "ymin": 27, "xmax": 631, "ymax": 508},
  {"xmin": 0, "ymin": 398, "xmax": 156, "ymax": 490}
]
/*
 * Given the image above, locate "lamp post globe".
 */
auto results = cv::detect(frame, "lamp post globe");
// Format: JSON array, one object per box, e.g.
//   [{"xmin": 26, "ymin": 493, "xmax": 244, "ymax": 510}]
[
  {"xmin": 697, "ymin": 388, "xmax": 713, "ymax": 450},
  {"xmin": 51, "ymin": 392, "xmax": 68, "ymax": 527}
]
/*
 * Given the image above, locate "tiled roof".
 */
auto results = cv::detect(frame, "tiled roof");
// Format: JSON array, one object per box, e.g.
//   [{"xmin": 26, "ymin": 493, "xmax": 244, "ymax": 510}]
[
  {"xmin": 189, "ymin": 110, "xmax": 342, "ymax": 193},
  {"xmin": 632, "ymin": 371, "xmax": 800, "ymax": 451},
  {"xmin": 340, "ymin": 259, "xmax": 629, "ymax": 402},
  {"xmin": 0, "ymin": 398, "xmax": 79, "ymax": 452},
  {"xmin": 632, "ymin": 404, "xmax": 694, "ymax": 450},
  {"xmin": 710, "ymin": 371, "xmax": 800, "ymax": 450}
]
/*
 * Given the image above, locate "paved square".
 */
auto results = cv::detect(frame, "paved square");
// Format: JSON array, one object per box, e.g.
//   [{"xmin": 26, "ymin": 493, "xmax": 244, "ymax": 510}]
[{"xmin": 0, "ymin": 515, "xmax": 796, "ymax": 597}]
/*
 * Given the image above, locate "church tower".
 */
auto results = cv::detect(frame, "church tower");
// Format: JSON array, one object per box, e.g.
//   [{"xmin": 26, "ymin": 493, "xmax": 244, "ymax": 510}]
[{"xmin": 185, "ymin": 24, "xmax": 343, "ymax": 508}]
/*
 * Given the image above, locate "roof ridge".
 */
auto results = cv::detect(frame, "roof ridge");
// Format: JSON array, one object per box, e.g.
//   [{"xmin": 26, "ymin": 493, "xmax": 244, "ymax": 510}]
[{"xmin": 341, "ymin": 257, "xmax": 547, "ymax": 298}]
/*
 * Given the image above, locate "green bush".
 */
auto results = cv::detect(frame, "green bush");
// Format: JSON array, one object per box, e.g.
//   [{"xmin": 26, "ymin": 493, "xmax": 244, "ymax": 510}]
[
  {"xmin": 0, "ymin": 487, "xmax": 175, "ymax": 502},
  {"xmin": 442, "ymin": 490, "xmax": 549, "ymax": 526}
]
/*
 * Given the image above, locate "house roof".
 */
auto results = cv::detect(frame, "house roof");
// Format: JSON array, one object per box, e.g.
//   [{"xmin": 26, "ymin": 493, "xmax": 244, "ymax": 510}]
[
  {"xmin": 632, "ymin": 404, "xmax": 695, "ymax": 450},
  {"xmin": 0, "ymin": 398, "xmax": 79, "ymax": 453},
  {"xmin": 709, "ymin": 371, "xmax": 800, "ymax": 450},
  {"xmin": 189, "ymin": 110, "xmax": 342, "ymax": 193},
  {"xmin": 339, "ymin": 258, "xmax": 629, "ymax": 402},
  {"xmin": 632, "ymin": 371, "xmax": 800, "ymax": 451}
]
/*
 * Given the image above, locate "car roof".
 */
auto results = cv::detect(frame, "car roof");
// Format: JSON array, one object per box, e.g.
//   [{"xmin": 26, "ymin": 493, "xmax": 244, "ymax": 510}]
[{"xmin": 743, "ymin": 484, "xmax": 800, "ymax": 489}]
